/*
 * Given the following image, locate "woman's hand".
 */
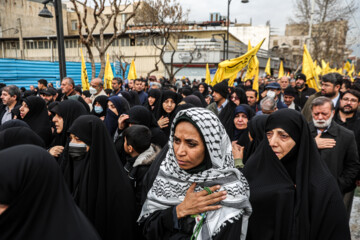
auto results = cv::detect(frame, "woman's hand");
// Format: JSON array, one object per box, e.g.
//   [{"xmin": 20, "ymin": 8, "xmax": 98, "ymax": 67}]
[
  {"xmin": 48, "ymin": 146, "xmax": 64, "ymax": 157},
  {"xmin": 157, "ymin": 116, "xmax": 169, "ymax": 129},
  {"xmin": 118, "ymin": 114, "xmax": 129, "ymax": 130},
  {"xmin": 232, "ymin": 141, "xmax": 244, "ymax": 160},
  {"xmin": 176, "ymin": 183, "xmax": 227, "ymax": 219}
]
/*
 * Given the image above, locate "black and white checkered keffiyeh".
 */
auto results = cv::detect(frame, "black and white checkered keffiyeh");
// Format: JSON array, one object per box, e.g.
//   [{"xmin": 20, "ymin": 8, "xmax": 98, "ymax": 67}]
[{"xmin": 139, "ymin": 108, "xmax": 252, "ymax": 240}]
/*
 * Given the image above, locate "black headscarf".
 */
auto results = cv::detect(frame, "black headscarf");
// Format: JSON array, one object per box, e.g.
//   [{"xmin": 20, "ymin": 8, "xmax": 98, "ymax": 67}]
[
  {"xmin": 232, "ymin": 104, "xmax": 255, "ymax": 141},
  {"xmin": 192, "ymin": 91, "xmax": 208, "ymax": 107},
  {"xmin": 156, "ymin": 90, "xmax": 181, "ymax": 137},
  {"xmin": 22, "ymin": 96, "xmax": 52, "ymax": 147},
  {"xmin": 156, "ymin": 90, "xmax": 180, "ymax": 120},
  {"xmin": 243, "ymin": 109, "xmax": 350, "ymax": 240},
  {"xmin": 0, "ymin": 119, "xmax": 30, "ymax": 131},
  {"xmin": 91, "ymin": 95, "xmax": 108, "ymax": 118},
  {"xmin": 244, "ymin": 114, "xmax": 268, "ymax": 163},
  {"xmin": 144, "ymin": 89, "xmax": 162, "ymax": 114},
  {"xmin": 127, "ymin": 105, "xmax": 167, "ymax": 148},
  {"xmin": 67, "ymin": 95, "xmax": 90, "ymax": 112},
  {"xmin": 232, "ymin": 87, "xmax": 248, "ymax": 105},
  {"xmin": 128, "ymin": 90, "xmax": 141, "ymax": 107},
  {"xmin": 181, "ymin": 95, "xmax": 203, "ymax": 107},
  {"xmin": 0, "ymin": 127, "xmax": 45, "ymax": 150},
  {"xmin": 104, "ymin": 96, "xmax": 130, "ymax": 137},
  {"xmin": 198, "ymin": 82, "xmax": 209, "ymax": 97},
  {"xmin": 0, "ymin": 145, "xmax": 100, "ymax": 240},
  {"xmin": 61, "ymin": 115, "xmax": 136, "ymax": 240},
  {"xmin": 50, "ymin": 100, "xmax": 88, "ymax": 147},
  {"xmin": 120, "ymin": 91, "xmax": 141, "ymax": 107}
]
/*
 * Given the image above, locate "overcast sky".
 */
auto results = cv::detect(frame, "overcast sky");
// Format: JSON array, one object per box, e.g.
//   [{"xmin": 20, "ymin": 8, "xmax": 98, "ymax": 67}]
[{"xmin": 179, "ymin": 0, "xmax": 360, "ymax": 57}]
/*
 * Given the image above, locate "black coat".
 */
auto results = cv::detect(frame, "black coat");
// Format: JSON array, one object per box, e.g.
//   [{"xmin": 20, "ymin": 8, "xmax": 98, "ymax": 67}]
[
  {"xmin": 294, "ymin": 84, "xmax": 316, "ymax": 109},
  {"xmin": 309, "ymin": 120, "xmax": 360, "ymax": 194},
  {"xmin": 334, "ymin": 110, "xmax": 360, "ymax": 181}
]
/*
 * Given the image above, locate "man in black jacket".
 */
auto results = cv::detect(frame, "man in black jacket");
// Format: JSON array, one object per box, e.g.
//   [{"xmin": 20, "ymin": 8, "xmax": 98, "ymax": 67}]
[
  {"xmin": 0, "ymin": 85, "xmax": 21, "ymax": 125},
  {"xmin": 309, "ymin": 96, "xmax": 360, "ymax": 218},
  {"xmin": 333, "ymin": 89, "xmax": 360, "ymax": 218},
  {"xmin": 294, "ymin": 73, "xmax": 316, "ymax": 109}
]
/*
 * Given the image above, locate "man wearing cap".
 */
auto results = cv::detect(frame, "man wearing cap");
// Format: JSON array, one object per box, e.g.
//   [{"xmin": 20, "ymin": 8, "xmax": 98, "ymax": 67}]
[
  {"xmin": 283, "ymin": 86, "xmax": 301, "ymax": 111},
  {"xmin": 40, "ymin": 87, "xmax": 57, "ymax": 105},
  {"xmin": 207, "ymin": 80, "xmax": 237, "ymax": 138},
  {"xmin": 262, "ymin": 82, "xmax": 287, "ymax": 110},
  {"xmin": 294, "ymin": 73, "xmax": 316, "ymax": 109},
  {"xmin": 207, "ymin": 81, "xmax": 229, "ymax": 116}
]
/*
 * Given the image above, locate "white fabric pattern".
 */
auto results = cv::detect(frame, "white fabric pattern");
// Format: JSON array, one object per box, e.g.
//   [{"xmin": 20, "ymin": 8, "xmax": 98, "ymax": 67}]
[{"xmin": 139, "ymin": 108, "xmax": 252, "ymax": 240}]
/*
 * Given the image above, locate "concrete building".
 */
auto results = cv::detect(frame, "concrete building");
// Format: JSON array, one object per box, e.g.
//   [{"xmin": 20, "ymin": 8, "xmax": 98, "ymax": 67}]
[
  {"xmin": 270, "ymin": 20, "xmax": 350, "ymax": 70},
  {"xmin": 0, "ymin": 0, "xmax": 279, "ymax": 79}
]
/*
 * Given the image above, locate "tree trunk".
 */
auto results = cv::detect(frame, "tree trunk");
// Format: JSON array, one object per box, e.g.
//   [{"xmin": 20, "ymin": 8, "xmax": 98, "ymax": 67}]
[{"xmin": 98, "ymin": 53, "xmax": 106, "ymax": 79}]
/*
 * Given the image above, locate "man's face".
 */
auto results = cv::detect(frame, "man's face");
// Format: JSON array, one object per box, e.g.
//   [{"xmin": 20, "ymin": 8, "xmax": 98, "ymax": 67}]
[
  {"xmin": 321, "ymin": 81, "xmax": 338, "ymax": 98},
  {"xmin": 37, "ymin": 82, "xmax": 45, "ymax": 90},
  {"xmin": 1, "ymin": 91, "xmax": 16, "ymax": 106},
  {"xmin": 339, "ymin": 93, "xmax": 359, "ymax": 114},
  {"xmin": 134, "ymin": 80, "xmax": 142, "ymax": 92},
  {"xmin": 279, "ymin": 77, "xmax": 289, "ymax": 90},
  {"xmin": 295, "ymin": 79, "xmax": 305, "ymax": 89},
  {"xmin": 212, "ymin": 91, "xmax": 223, "ymax": 103},
  {"xmin": 245, "ymin": 81, "xmax": 252, "ymax": 87},
  {"xmin": 112, "ymin": 80, "xmax": 120, "ymax": 91},
  {"xmin": 29, "ymin": 85, "xmax": 34, "ymax": 91},
  {"xmin": 312, "ymin": 103, "xmax": 334, "ymax": 128},
  {"xmin": 246, "ymin": 91, "xmax": 256, "ymax": 107},
  {"xmin": 61, "ymin": 79, "xmax": 73, "ymax": 95},
  {"xmin": 40, "ymin": 94, "xmax": 54, "ymax": 104},
  {"xmin": 90, "ymin": 80, "xmax": 101, "ymax": 94},
  {"xmin": 141, "ymin": 81, "xmax": 146, "ymax": 91},
  {"xmin": 128, "ymin": 80, "xmax": 134, "ymax": 90},
  {"xmin": 284, "ymin": 95, "xmax": 295, "ymax": 106}
]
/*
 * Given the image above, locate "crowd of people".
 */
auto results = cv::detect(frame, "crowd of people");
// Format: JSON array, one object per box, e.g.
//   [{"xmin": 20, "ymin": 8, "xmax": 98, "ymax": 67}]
[{"xmin": 0, "ymin": 72, "xmax": 359, "ymax": 239}]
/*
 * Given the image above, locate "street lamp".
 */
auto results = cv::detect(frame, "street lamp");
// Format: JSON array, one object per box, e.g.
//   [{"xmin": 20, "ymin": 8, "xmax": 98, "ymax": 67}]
[
  {"xmin": 39, "ymin": 0, "xmax": 66, "ymax": 81},
  {"xmin": 210, "ymin": 34, "xmax": 226, "ymax": 61},
  {"xmin": 226, "ymin": 0, "xmax": 249, "ymax": 59}
]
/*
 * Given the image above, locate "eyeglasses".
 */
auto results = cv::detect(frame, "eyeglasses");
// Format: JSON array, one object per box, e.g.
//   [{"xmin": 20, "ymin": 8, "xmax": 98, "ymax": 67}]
[
  {"xmin": 341, "ymin": 97, "xmax": 358, "ymax": 103},
  {"xmin": 231, "ymin": 96, "xmax": 239, "ymax": 101}
]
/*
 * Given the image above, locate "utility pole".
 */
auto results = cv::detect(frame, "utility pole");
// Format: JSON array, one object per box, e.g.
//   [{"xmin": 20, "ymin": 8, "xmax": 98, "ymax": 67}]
[
  {"xmin": 54, "ymin": 0, "xmax": 66, "ymax": 81},
  {"xmin": 17, "ymin": 18, "xmax": 24, "ymax": 59}
]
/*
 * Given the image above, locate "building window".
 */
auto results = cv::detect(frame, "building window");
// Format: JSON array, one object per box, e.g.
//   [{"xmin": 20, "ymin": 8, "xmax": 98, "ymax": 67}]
[
  {"xmin": 44, "ymin": 41, "xmax": 49, "ymax": 49},
  {"xmin": 65, "ymin": 40, "xmax": 69, "ymax": 48},
  {"xmin": 293, "ymin": 39, "xmax": 300, "ymax": 46},
  {"xmin": 69, "ymin": 40, "xmax": 73, "ymax": 48},
  {"xmin": 71, "ymin": 20, "xmax": 77, "ymax": 31},
  {"xmin": 53, "ymin": 41, "xmax": 57, "ymax": 48},
  {"xmin": 130, "ymin": 38, "xmax": 135, "ymax": 46},
  {"xmin": 273, "ymin": 40, "xmax": 278, "ymax": 46},
  {"xmin": 38, "ymin": 41, "xmax": 44, "ymax": 49}
]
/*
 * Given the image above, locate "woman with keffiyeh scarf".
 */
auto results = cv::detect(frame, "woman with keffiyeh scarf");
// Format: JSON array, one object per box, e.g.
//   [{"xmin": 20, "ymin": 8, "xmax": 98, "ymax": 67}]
[{"xmin": 139, "ymin": 108, "xmax": 252, "ymax": 240}]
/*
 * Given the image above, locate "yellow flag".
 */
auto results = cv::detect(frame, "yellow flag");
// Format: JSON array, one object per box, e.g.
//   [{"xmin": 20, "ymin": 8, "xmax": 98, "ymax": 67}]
[
  {"xmin": 104, "ymin": 53, "xmax": 114, "ymax": 89},
  {"xmin": 244, "ymin": 40, "xmax": 258, "ymax": 83},
  {"xmin": 127, "ymin": 59, "xmax": 137, "ymax": 80},
  {"xmin": 278, "ymin": 60, "xmax": 284, "ymax": 78},
  {"xmin": 287, "ymin": 72, "xmax": 290, "ymax": 77},
  {"xmin": 252, "ymin": 56, "xmax": 260, "ymax": 100},
  {"xmin": 80, "ymin": 49, "xmax": 90, "ymax": 91},
  {"xmin": 212, "ymin": 38, "xmax": 265, "ymax": 86},
  {"xmin": 348, "ymin": 64, "xmax": 355, "ymax": 82},
  {"xmin": 316, "ymin": 65, "xmax": 322, "ymax": 76},
  {"xmin": 205, "ymin": 63, "xmax": 212, "ymax": 85},
  {"xmin": 344, "ymin": 61, "xmax": 351, "ymax": 73},
  {"xmin": 321, "ymin": 60, "xmax": 330, "ymax": 75},
  {"xmin": 265, "ymin": 58, "xmax": 271, "ymax": 76},
  {"xmin": 337, "ymin": 68, "xmax": 343, "ymax": 74},
  {"xmin": 302, "ymin": 44, "xmax": 320, "ymax": 92}
]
